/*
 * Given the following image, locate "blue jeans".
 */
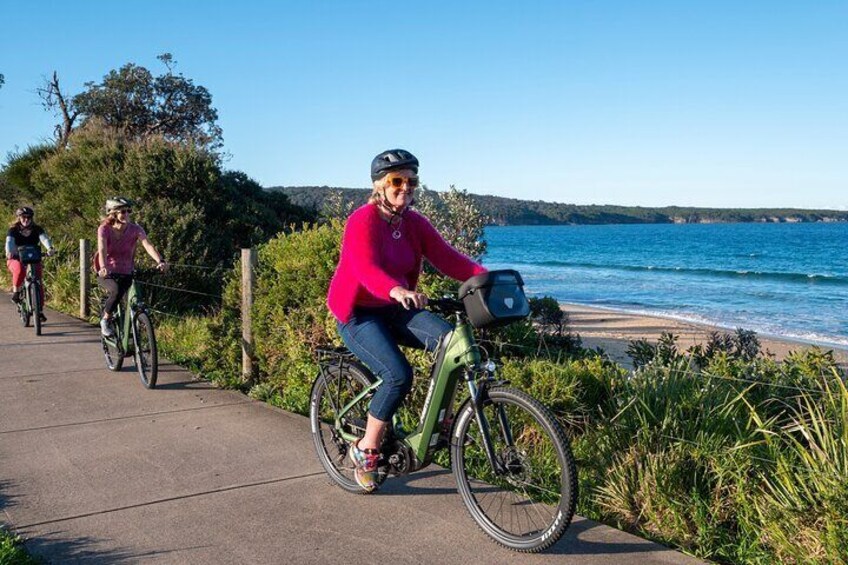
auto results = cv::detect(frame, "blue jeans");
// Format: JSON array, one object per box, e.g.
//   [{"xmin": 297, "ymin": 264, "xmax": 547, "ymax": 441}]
[{"xmin": 337, "ymin": 305, "xmax": 452, "ymax": 422}]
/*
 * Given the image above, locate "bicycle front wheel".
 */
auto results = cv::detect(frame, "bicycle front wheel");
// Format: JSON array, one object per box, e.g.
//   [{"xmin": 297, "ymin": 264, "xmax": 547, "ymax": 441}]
[
  {"xmin": 102, "ymin": 330, "xmax": 123, "ymax": 371},
  {"xmin": 309, "ymin": 361, "xmax": 380, "ymax": 494},
  {"xmin": 451, "ymin": 386, "xmax": 577, "ymax": 553},
  {"xmin": 31, "ymin": 283, "xmax": 42, "ymax": 336},
  {"xmin": 18, "ymin": 293, "xmax": 30, "ymax": 327},
  {"xmin": 133, "ymin": 311, "xmax": 158, "ymax": 388}
]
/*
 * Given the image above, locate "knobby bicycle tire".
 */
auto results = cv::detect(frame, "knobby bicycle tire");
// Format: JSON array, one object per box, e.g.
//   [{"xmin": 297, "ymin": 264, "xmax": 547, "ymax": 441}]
[
  {"xmin": 451, "ymin": 386, "xmax": 577, "ymax": 553},
  {"xmin": 309, "ymin": 361, "xmax": 382, "ymax": 494},
  {"xmin": 133, "ymin": 311, "xmax": 158, "ymax": 388}
]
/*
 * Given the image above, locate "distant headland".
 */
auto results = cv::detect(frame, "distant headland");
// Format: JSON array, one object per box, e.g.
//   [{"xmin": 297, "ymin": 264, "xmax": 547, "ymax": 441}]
[{"xmin": 270, "ymin": 186, "xmax": 848, "ymax": 226}]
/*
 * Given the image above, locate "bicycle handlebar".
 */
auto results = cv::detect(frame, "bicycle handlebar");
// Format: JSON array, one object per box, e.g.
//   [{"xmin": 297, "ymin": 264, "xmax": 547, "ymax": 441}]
[{"xmin": 427, "ymin": 296, "xmax": 465, "ymax": 315}]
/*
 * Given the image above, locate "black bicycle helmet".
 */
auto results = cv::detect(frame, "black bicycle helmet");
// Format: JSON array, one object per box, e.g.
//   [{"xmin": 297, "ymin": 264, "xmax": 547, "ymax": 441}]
[
  {"xmin": 370, "ymin": 149, "xmax": 419, "ymax": 181},
  {"xmin": 15, "ymin": 206, "xmax": 34, "ymax": 217}
]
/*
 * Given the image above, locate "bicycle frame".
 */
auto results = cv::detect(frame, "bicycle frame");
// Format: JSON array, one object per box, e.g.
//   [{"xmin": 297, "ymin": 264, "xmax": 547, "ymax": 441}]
[
  {"xmin": 102, "ymin": 279, "xmax": 142, "ymax": 354},
  {"xmin": 25, "ymin": 264, "xmax": 39, "ymax": 309},
  {"xmin": 16, "ymin": 260, "xmax": 42, "ymax": 317},
  {"xmin": 333, "ymin": 317, "xmax": 483, "ymax": 468}
]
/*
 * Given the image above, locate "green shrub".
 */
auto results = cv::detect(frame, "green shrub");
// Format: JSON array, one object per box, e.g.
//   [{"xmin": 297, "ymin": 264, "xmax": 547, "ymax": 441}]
[
  {"xmin": 0, "ymin": 526, "xmax": 41, "ymax": 565},
  {"xmin": 1, "ymin": 124, "xmax": 314, "ymax": 315}
]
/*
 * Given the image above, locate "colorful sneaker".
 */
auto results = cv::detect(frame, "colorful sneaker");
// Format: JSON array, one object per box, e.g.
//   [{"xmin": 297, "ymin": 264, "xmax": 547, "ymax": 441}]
[{"xmin": 348, "ymin": 440, "xmax": 380, "ymax": 492}]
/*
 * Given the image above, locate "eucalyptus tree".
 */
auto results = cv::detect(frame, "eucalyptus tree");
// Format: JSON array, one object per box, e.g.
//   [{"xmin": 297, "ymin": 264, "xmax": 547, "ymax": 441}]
[{"xmin": 39, "ymin": 54, "xmax": 222, "ymax": 150}]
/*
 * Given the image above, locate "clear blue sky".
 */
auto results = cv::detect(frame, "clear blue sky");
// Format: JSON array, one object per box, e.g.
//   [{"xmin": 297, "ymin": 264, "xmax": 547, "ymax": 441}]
[{"xmin": 1, "ymin": 1, "xmax": 846, "ymax": 209}]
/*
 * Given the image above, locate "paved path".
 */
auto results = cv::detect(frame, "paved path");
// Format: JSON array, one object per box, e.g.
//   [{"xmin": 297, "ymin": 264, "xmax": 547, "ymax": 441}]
[{"xmin": 0, "ymin": 299, "xmax": 704, "ymax": 564}]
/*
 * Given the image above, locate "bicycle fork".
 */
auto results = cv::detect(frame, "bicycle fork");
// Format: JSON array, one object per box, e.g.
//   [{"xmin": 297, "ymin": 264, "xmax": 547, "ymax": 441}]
[{"xmin": 464, "ymin": 370, "xmax": 511, "ymax": 476}]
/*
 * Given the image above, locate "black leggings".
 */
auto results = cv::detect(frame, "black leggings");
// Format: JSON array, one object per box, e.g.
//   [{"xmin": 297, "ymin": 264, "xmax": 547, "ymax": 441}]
[{"xmin": 98, "ymin": 274, "xmax": 134, "ymax": 316}]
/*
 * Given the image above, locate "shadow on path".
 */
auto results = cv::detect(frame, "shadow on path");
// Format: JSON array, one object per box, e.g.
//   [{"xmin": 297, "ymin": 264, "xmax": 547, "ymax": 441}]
[
  {"xmin": 25, "ymin": 530, "xmax": 206, "ymax": 564},
  {"xmin": 378, "ymin": 469, "xmax": 674, "ymax": 557},
  {"xmin": 0, "ymin": 479, "xmax": 19, "ymax": 516}
]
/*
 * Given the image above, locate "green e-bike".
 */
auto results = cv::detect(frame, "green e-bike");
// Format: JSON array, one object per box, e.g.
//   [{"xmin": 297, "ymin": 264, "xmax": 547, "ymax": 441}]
[
  {"xmin": 100, "ymin": 270, "xmax": 158, "ymax": 388},
  {"xmin": 310, "ymin": 297, "xmax": 577, "ymax": 553}
]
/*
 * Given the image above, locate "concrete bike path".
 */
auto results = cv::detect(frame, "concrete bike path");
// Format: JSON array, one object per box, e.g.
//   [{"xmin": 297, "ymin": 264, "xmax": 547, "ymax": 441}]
[{"xmin": 0, "ymin": 299, "xmax": 704, "ymax": 565}]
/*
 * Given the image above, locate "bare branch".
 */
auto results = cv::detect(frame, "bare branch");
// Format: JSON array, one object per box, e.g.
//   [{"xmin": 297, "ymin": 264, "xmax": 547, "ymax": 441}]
[{"xmin": 37, "ymin": 71, "xmax": 78, "ymax": 147}]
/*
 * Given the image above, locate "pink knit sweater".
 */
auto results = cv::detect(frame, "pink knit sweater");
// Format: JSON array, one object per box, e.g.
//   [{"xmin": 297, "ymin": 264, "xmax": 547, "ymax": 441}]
[{"xmin": 327, "ymin": 203, "xmax": 487, "ymax": 323}]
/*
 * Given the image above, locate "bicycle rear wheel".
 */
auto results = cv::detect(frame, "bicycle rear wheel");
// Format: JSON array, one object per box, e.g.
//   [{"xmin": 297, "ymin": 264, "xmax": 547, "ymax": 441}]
[
  {"xmin": 31, "ymin": 282, "xmax": 42, "ymax": 336},
  {"xmin": 309, "ymin": 361, "xmax": 381, "ymax": 493},
  {"xmin": 451, "ymin": 386, "xmax": 577, "ymax": 553},
  {"xmin": 133, "ymin": 311, "xmax": 158, "ymax": 388}
]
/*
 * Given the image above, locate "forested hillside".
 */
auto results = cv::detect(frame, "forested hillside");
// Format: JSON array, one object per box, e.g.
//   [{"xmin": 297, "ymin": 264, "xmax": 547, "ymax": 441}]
[{"xmin": 272, "ymin": 185, "xmax": 848, "ymax": 225}]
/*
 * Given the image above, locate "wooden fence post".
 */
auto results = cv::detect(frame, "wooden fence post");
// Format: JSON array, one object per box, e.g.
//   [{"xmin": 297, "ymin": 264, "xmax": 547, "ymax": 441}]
[
  {"xmin": 241, "ymin": 248, "xmax": 257, "ymax": 383},
  {"xmin": 80, "ymin": 239, "xmax": 90, "ymax": 318}
]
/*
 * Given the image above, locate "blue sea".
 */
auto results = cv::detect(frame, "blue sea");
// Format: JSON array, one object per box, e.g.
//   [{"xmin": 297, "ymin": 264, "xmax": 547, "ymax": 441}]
[{"xmin": 483, "ymin": 223, "xmax": 848, "ymax": 349}]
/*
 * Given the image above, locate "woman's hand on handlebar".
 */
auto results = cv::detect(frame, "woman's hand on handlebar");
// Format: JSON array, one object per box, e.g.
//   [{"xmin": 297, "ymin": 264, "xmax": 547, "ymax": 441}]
[
  {"xmin": 156, "ymin": 260, "xmax": 169, "ymax": 273},
  {"xmin": 389, "ymin": 286, "xmax": 428, "ymax": 310},
  {"xmin": 98, "ymin": 267, "xmax": 108, "ymax": 278}
]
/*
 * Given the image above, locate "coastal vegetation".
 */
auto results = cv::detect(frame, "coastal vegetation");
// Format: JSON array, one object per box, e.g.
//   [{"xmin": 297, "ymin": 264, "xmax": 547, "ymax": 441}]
[
  {"xmin": 3, "ymin": 55, "xmax": 847, "ymax": 564},
  {"xmin": 274, "ymin": 185, "xmax": 848, "ymax": 225}
]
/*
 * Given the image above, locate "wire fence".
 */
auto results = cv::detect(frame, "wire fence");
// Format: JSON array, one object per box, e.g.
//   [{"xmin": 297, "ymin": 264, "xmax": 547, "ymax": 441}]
[
  {"xmin": 57, "ymin": 249, "xmax": 845, "ymax": 396},
  {"xmin": 146, "ymin": 307, "xmax": 194, "ymax": 321},
  {"xmin": 166, "ymin": 263, "xmax": 230, "ymax": 272},
  {"xmin": 50, "ymin": 252, "xmax": 845, "ymax": 400},
  {"xmin": 135, "ymin": 279, "xmax": 224, "ymax": 300}
]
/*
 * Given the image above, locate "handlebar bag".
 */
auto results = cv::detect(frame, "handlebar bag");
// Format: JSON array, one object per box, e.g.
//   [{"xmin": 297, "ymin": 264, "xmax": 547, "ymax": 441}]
[
  {"xmin": 18, "ymin": 245, "xmax": 42, "ymax": 265},
  {"xmin": 458, "ymin": 269, "xmax": 530, "ymax": 329}
]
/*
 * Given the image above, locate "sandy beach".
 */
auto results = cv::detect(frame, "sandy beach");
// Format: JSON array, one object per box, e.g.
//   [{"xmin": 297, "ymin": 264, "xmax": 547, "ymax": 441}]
[{"xmin": 562, "ymin": 302, "xmax": 848, "ymax": 370}]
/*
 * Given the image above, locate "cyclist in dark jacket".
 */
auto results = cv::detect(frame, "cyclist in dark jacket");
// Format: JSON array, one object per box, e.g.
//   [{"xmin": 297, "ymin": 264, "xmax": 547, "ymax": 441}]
[{"xmin": 5, "ymin": 207, "xmax": 54, "ymax": 319}]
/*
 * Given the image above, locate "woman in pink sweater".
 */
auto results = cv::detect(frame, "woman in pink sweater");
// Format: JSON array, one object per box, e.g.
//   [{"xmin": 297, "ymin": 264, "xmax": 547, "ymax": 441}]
[{"xmin": 327, "ymin": 149, "xmax": 486, "ymax": 492}]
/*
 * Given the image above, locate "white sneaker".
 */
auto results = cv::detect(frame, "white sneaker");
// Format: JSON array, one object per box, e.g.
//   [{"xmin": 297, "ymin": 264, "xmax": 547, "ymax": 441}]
[{"xmin": 100, "ymin": 318, "xmax": 115, "ymax": 337}]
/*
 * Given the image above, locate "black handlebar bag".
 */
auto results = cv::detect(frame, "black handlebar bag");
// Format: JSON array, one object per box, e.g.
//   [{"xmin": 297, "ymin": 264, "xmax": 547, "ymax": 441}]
[
  {"xmin": 458, "ymin": 269, "xmax": 530, "ymax": 329},
  {"xmin": 17, "ymin": 245, "xmax": 42, "ymax": 265}
]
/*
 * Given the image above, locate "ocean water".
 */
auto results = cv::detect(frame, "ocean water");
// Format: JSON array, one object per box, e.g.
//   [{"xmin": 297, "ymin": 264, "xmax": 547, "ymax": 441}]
[{"xmin": 482, "ymin": 223, "xmax": 848, "ymax": 348}]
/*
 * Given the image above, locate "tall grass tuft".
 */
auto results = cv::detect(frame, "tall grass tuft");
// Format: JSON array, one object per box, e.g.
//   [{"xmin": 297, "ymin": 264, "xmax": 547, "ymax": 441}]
[{"xmin": 753, "ymin": 370, "xmax": 848, "ymax": 563}]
